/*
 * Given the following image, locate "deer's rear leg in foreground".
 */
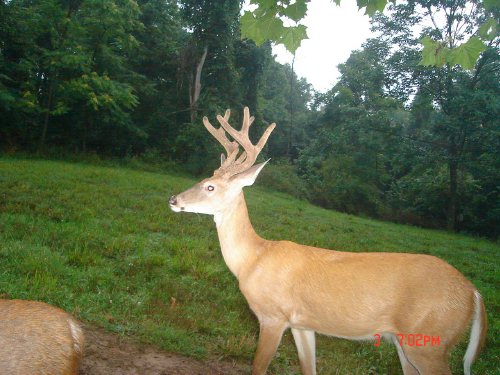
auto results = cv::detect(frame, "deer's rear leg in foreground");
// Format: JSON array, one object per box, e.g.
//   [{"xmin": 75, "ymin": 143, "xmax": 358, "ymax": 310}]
[{"xmin": 410, "ymin": 348, "xmax": 452, "ymax": 375}]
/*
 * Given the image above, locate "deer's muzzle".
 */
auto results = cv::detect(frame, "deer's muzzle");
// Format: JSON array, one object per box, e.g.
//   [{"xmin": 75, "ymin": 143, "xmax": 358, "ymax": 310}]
[{"xmin": 169, "ymin": 195, "xmax": 185, "ymax": 212}]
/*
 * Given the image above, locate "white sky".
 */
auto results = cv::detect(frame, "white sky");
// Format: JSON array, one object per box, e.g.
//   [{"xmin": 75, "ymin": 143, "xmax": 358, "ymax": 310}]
[{"xmin": 272, "ymin": 0, "xmax": 373, "ymax": 92}]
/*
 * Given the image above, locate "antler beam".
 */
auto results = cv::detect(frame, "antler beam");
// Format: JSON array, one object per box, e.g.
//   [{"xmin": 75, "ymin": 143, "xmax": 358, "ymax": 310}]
[{"xmin": 204, "ymin": 107, "xmax": 276, "ymax": 177}]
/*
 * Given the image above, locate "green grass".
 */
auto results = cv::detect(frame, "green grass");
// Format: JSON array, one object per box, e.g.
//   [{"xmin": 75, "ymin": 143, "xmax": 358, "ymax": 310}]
[{"xmin": 0, "ymin": 157, "xmax": 498, "ymax": 374}]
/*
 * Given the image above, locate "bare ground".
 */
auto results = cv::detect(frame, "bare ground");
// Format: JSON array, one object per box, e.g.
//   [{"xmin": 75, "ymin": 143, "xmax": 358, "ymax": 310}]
[{"xmin": 80, "ymin": 325, "xmax": 250, "ymax": 375}]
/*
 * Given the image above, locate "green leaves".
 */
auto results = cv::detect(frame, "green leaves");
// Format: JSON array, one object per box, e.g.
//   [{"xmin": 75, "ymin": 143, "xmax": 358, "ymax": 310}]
[
  {"xmin": 357, "ymin": 0, "xmax": 388, "ymax": 16},
  {"xmin": 419, "ymin": 36, "xmax": 487, "ymax": 70},
  {"xmin": 258, "ymin": 12, "xmax": 285, "ymax": 40},
  {"xmin": 240, "ymin": 11, "xmax": 267, "ymax": 46},
  {"xmin": 279, "ymin": 25, "xmax": 308, "ymax": 54},
  {"xmin": 479, "ymin": 17, "xmax": 498, "ymax": 41},
  {"xmin": 241, "ymin": 0, "xmax": 388, "ymax": 54},
  {"xmin": 450, "ymin": 37, "xmax": 487, "ymax": 70},
  {"xmin": 418, "ymin": 0, "xmax": 497, "ymax": 71},
  {"xmin": 241, "ymin": 1, "xmax": 309, "ymax": 54},
  {"xmin": 281, "ymin": 0, "xmax": 308, "ymax": 22},
  {"xmin": 419, "ymin": 36, "xmax": 449, "ymax": 67},
  {"xmin": 241, "ymin": 10, "xmax": 292, "ymax": 48},
  {"xmin": 483, "ymin": 0, "xmax": 500, "ymax": 11},
  {"xmin": 243, "ymin": 0, "xmax": 494, "ymax": 68}
]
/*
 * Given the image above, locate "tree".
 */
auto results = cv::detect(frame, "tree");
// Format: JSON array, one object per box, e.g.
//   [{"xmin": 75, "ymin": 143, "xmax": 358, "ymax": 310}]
[
  {"xmin": 240, "ymin": 0, "xmax": 498, "ymax": 70},
  {"xmin": 298, "ymin": 39, "xmax": 406, "ymax": 216},
  {"xmin": 180, "ymin": 0, "xmax": 242, "ymax": 118},
  {"xmin": 129, "ymin": 0, "xmax": 188, "ymax": 154},
  {"xmin": 69, "ymin": 0, "xmax": 143, "ymax": 153},
  {"xmin": 372, "ymin": 0, "xmax": 500, "ymax": 232},
  {"xmin": 259, "ymin": 58, "xmax": 313, "ymax": 160},
  {"xmin": 0, "ymin": 0, "xmax": 85, "ymax": 151},
  {"xmin": 0, "ymin": 0, "xmax": 144, "ymax": 154}
]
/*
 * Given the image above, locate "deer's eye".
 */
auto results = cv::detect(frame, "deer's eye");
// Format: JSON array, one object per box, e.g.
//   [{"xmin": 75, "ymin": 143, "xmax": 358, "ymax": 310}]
[{"xmin": 206, "ymin": 185, "xmax": 215, "ymax": 192}]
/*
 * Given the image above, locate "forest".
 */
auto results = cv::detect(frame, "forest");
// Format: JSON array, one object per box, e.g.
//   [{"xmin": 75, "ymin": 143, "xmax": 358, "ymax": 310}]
[{"xmin": 1, "ymin": 0, "xmax": 499, "ymax": 238}]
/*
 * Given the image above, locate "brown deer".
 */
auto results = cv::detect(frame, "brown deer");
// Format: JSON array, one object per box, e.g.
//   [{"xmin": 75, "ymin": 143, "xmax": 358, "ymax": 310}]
[
  {"xmin": 0, "ymin": 299, "xmax": 84, "ymax": 375},
  {"xmin": 169, "ymin": 107, "xmax": 487, "ymax": 375}
]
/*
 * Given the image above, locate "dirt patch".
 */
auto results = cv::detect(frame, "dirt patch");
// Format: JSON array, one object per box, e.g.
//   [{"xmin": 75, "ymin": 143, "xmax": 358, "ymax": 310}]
[{"xmin": 80, "ymin": 325, "xmax": 250, "ymax": 375}]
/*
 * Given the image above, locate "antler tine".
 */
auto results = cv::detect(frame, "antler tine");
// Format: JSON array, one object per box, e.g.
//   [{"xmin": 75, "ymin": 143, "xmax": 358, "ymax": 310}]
[
  {"xmin": 256, "ymin": 122, "xmax": 276, "ymax": 151},
  {"xmin": 234, "ymin": 122, "xmax": 275, "ymax": 172},
  {"xmin": 215, "ymin": 107, "xmax": 275, "ymax": 176},
  {"xmin": 240, "ymin": 106, "xmax": 255, "ymax": 135},
  {"xmin": 216, "ymin": 107, "xmax": 254, "ymax": 148},
  {"xmin": 202, "ymin": 114, "xmax": 238, "ymax": 157},
  {"xmin": 232, "ymin": 122, "xmax": 273, "ymax": 167}
]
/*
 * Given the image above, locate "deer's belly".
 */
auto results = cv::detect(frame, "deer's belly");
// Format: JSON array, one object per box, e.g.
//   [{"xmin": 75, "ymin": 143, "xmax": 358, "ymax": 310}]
[{"xmin": 240, "ymin": 276, "xmax": 394, "ymax": 337}]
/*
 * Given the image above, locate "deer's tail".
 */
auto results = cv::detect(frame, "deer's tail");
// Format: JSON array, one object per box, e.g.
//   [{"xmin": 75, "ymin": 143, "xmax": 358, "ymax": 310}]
[{"xmin": 463, "ymin": 290, "xmax": 487, "ymax": 375}]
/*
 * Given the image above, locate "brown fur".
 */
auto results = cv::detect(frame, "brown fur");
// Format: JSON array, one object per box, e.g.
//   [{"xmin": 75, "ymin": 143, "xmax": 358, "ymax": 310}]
[
  {"xmin": 172, "ymin": 183, "xmax": 487, "ymax": 375},
  {"xmin": 170, "ymin": 108, "xmax": 487, "ymax": 375},
  {"xmin": 0, "ymin": 299, "xmax": 84, "ymax": 375}
]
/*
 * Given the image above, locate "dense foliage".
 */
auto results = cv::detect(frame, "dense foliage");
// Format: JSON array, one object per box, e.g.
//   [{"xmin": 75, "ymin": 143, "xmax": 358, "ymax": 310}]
[{"xmin": 1, "ymin": 0, "xmax": 499, "ymax": 237}]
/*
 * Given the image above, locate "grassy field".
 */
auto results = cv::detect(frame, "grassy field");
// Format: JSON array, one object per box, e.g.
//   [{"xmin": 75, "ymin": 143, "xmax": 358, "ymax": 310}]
[{"xmin": 0, "ymin": 157, "xmax": 498, "ymax": 374}]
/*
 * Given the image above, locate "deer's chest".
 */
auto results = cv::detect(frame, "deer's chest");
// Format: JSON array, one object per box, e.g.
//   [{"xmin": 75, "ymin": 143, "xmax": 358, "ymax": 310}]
[{"xmin": 238, "ymin": 265, "xmax": 296, "ymax": 319}]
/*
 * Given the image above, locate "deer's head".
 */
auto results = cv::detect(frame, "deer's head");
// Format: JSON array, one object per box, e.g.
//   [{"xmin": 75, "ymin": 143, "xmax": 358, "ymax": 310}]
[{"xmin": 169, "ymin": 107, "xmax": 275, "ymax": 216}]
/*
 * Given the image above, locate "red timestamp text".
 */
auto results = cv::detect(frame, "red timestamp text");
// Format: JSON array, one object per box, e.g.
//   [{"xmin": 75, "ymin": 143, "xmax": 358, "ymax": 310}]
[{"xmin": 373, "ymin": 333, "xmax": 441, "ymax": 347}]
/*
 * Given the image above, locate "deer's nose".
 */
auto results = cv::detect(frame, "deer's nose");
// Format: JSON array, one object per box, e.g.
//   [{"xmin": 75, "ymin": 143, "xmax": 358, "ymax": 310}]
[{"xmin": 169, "ymin": 195, "xmax": 177, "ymax": 206}]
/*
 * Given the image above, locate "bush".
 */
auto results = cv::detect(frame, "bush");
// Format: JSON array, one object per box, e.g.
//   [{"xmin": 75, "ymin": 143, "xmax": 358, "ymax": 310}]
[
  {"xmin": 305, "ymin": 155, "xmax": 385, "ymax": 217},
  {"xmin": 258, "ymin": 159, "xmax": 310, "ymax": 200}
]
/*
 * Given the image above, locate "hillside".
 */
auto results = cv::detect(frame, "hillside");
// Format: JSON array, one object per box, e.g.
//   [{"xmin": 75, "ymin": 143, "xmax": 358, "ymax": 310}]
[{"xmin": 0, "ymin": 157, "xmax": 498, "ymax": 374}]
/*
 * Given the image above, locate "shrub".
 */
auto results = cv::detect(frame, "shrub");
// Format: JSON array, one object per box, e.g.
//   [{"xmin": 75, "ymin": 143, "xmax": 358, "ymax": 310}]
[{"xmin": 258, "ymin": 159, "xmax": 310, "ymax": 200}]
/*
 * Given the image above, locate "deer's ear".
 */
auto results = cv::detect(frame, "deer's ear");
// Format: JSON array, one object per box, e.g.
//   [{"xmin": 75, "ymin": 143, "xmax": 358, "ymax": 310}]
[{"xmin": 231, "ymin": 160, "xmax": 269, "ymax": 187}]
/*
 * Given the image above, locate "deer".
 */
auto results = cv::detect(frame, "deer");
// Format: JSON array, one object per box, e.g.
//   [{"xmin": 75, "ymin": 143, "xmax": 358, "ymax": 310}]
[
  {"xmin": 169, "ymin": 107, "xmax": 487, "ymax": 375},
  {"xmin": 0, "ymin": 299, "xmax": 85, "ymax": 375}
]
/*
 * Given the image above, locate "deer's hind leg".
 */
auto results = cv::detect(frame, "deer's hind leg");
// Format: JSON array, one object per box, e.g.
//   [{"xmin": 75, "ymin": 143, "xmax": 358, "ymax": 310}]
[
  {"xmin": 402, "ymin": 345, "xmax": 452, "ymax": 375},
  {"xmin": 392, "ymin": 335, "xmax": 420, "ymax": 375}
]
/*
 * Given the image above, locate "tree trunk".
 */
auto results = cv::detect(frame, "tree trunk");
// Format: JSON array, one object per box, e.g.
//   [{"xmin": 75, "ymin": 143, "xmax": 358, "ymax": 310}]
[
  {"xmin": 287, "ymin": 56, "xmax": 295, "ymax": 160},
  {"xmin": 82, "ymin": 112, "xmax": 93, "ymax": 154},
  {"xmin": 38, "ymin": 78, "xmax": 54, "ymax": 154},
  {"xmin": 189, "ymin": 46, "xmax": 208, "ymax": 122},
  {"xmin": 82, "ymin": 123, "xmax": 87, "ymax": 154},
  {"xmin": 447, "ymin": 154, "xmax": 459, "ymax": 232}
]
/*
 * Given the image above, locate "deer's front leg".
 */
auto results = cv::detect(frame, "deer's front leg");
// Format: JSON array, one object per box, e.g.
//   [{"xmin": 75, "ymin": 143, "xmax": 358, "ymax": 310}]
[
  {"xmin": 291, "ymin": 328, "xmax": 316, "ymax": 375},
  {"xmin": 252, "ymin": 320, "xmax": 287, "ymax": 375}
]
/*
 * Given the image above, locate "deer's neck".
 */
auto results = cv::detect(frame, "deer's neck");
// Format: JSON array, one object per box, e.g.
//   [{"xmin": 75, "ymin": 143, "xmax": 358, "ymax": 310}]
[{"xmin": 214, "ymin": 192, "xmax": 263, "ymax": 278}]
